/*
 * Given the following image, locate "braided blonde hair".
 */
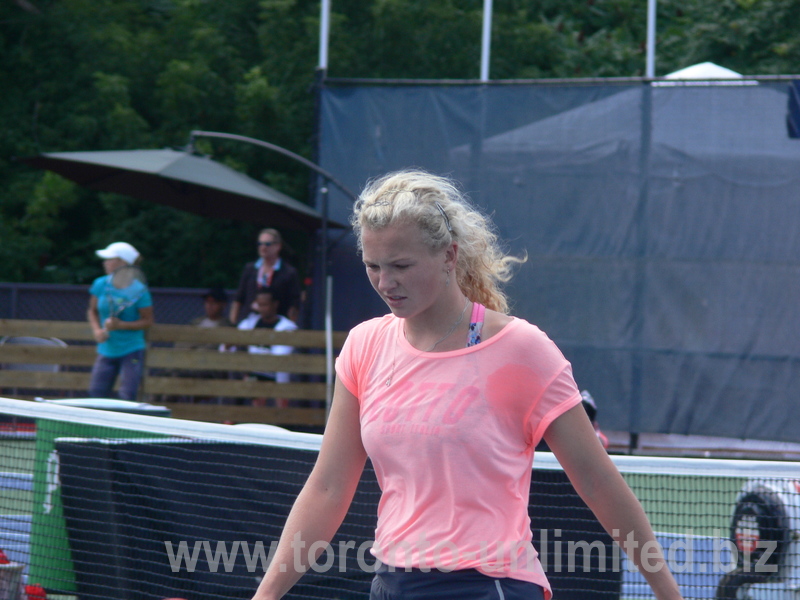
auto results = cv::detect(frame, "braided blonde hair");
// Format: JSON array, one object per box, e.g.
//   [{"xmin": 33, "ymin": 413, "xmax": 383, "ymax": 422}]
[{"xmin": 351, "ymin": 170, "xmax": 525, "ymax": 314}]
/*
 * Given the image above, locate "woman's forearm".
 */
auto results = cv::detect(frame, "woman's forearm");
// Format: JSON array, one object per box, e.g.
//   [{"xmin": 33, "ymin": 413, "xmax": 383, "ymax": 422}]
[
  {"xmin": 253, "ymin": 471, "xmax": 360, "ymax": 600},
  {"xmin": 578, "ymin": 467, "xmax": 683, "ymax": 600},
  {"xmin": 106, "ymin": 317, "xmax": 151, "ymax": 331},
  {"xmin": 545, "ymin": 406, "xmax": 684, "ymax": 600},
  {"xmin": 104, "ymin": 306, "xmax": 154, "ymax": 332},
  {"xmin": 253, "ymin": 379, "xmax": 367, "ymax": 600}
]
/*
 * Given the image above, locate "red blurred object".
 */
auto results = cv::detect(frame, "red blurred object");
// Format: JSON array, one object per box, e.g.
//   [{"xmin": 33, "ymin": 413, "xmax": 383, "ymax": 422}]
[
  {"xmin": 593, "ymin": 423, "xmax": 610, "ymax": 450},
  {"xmin": 580, "ymin": 390, "xmax": 610, "ymax": 450},
  {"xmin": 0, "ymin": 422, "xmax": 36, "ymax": 434},
  {"xmin": 26, "ymin": 584, "xmax": 47, "ymax": 600},
  {"xmin": 0, "ymin": 549, "xmax": 9, "ymax": 564}
]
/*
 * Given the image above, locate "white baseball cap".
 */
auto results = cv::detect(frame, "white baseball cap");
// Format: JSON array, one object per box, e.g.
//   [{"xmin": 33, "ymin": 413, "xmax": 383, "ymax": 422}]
[{"xmin": 96, "ymin": 242, "xmax": 140, "ymax": 265}]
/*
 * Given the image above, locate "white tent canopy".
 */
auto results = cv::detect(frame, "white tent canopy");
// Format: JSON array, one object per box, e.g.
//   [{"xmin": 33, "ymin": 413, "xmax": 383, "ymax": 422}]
[{"xmin": 665, "ymin": 62, "xmax": 743, "ymax": 80}]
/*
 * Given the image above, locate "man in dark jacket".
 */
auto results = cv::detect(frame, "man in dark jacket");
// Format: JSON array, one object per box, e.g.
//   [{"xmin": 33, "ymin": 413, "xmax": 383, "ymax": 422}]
[{"xmin": 229, "ymin": 228, "xmax": 301, "ymax": 324}]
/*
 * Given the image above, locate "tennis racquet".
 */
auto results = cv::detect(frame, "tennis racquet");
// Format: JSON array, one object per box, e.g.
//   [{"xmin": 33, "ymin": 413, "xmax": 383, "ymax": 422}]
[{"xmin": 103, "ymin": 265, "xmax": 148, "ymax": 330}]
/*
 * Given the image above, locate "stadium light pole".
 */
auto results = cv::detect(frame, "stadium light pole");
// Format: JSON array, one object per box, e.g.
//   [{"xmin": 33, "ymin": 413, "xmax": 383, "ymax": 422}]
[
  {"xmin": 187, "ymin": 130, "xmax": 357, "ymax": 417},
  {"xmin": 480, "ymin": 0, "xmax": 493, "ymax": 81},
  {"xmin": 319, "ymin": 0, "xmax": 331, "ymax": 71},
  {"xmin": 646, "ymin": 0, "xmax": 656, "ymax": 78}
]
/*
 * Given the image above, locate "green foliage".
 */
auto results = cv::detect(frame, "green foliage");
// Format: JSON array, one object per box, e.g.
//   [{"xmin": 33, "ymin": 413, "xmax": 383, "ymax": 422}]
[
  {"xmin": 657, "ymin": 0, "xmax": 800, "ymax": 74},
  {"xmin": 3, "ymin": 0, "xmax": 800, "ymax": 288}
]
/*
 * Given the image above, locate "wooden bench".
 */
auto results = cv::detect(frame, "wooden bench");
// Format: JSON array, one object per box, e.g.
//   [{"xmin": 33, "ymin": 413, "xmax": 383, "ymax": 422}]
[{"xmin": 0, "ymin": 319, "xmax": 348, "ymax": 427}]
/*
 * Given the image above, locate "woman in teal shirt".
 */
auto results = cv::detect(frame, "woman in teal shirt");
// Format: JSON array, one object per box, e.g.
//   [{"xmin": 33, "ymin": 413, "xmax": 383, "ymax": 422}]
[{"xmin": 86, "ymin": 242, "xmax": 154, "ymax": 400}]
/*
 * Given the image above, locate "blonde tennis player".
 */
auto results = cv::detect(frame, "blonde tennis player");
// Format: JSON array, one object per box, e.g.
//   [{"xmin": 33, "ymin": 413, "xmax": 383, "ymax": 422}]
[{"xmin": 252, "ymin": 170, "xmax": 683, "ymax": 600}]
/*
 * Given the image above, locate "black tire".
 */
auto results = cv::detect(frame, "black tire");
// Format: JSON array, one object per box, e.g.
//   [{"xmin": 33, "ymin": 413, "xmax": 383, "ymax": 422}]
[{"xmin": 730, "ymin": 486, "xmax": 790, "ymax": 571}]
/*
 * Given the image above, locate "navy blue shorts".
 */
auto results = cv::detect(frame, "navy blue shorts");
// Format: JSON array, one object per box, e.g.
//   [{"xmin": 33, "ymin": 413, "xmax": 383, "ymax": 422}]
[{"xmin": 369, "ymin": 564, "xmax": 546, "ymax": 600}]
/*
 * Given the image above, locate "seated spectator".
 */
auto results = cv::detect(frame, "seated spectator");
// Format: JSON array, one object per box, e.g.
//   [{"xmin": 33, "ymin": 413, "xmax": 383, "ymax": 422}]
[
  {"xmin": 166, "ymin": 287, "xmax": 235, "ymax": 403},
  {"xmin": 237, "ymin": 287, "xmax": 298, "ymax": 406},
  {"xmin": 179, "ymin": 287, "xmax": 235, "ymax": 351},
  {"xmin": 193, "ymin": 287, "xmax": 234, "ymax": 330}
]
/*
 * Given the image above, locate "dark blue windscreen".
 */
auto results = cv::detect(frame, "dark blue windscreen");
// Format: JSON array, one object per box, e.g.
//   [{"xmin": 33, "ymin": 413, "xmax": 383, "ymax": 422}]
[{"xmin": 317, "ymin": 81, "xmax": 800, "ymax": 443}]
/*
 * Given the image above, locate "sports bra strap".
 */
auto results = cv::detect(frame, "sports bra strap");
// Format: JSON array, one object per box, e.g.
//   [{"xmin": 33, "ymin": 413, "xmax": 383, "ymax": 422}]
[{"xmin": 466, "ymin": 302, "xmax": 486, "ymax": 347}]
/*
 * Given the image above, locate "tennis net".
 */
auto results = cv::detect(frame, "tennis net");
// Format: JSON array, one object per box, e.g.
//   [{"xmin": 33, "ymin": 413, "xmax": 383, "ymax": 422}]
[{"xmin": 0, "ymin": 396, "xmax": 796, "ymax": 600}]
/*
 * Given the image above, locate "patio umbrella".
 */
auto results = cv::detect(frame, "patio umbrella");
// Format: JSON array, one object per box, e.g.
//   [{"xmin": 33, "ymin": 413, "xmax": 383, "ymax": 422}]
[{"xmin": 22, "ymin": 148, "xmax": 345, "ymax": 231}]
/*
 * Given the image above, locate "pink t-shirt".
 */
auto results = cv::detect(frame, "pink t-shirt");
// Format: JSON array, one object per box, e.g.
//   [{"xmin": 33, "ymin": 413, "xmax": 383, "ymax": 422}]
[{"xmin": 336, "ymin": 313, "xmax": 582, "ymax": 597}]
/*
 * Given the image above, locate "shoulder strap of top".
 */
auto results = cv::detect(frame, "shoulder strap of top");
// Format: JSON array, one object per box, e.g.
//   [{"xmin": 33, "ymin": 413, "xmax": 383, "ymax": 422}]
[{"xmin": 466, "ymin": 302, "xmax": 486, "ymax": 347}]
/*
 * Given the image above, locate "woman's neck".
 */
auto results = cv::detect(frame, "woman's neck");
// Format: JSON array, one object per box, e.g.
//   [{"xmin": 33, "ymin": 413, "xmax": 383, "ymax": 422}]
[{"xmin": 403, "ymin": 294, "xmax": 471, "ymax": 352}]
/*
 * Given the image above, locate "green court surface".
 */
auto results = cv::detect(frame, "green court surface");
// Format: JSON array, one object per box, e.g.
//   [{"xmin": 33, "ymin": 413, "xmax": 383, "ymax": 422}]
[
  {"xmin": 623, "ymin": 472, "xmax": 744, "ymax": 537},
  {"xmin": 0, "ymin": 437, "xmax": 35, "ymax": 516}
]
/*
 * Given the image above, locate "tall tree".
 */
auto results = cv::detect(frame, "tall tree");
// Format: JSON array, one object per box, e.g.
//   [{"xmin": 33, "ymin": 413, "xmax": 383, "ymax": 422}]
[{"xmin": 3, "ymin": 0, "xmax": 800, "ymax": 287}]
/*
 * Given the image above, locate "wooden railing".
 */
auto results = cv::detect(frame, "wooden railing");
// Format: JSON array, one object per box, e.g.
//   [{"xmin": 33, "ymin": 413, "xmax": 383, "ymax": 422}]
[{"xmin": 0, "ymin": 319, "xmax": 349, "ymax": 426}]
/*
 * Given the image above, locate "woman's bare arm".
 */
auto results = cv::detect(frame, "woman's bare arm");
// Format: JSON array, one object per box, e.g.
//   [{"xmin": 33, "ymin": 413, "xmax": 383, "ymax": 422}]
[
  {"xmin": 252, "ymin": 376, "xmax": 368, "ymax": 600},
  {"xmin": 545, "ymin": 404, "xmax": 683, "ymax": 600}
]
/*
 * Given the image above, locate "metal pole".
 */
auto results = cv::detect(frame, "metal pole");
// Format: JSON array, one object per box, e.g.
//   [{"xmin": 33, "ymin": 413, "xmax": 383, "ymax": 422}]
[
  {"xmin": 480, "ymin": 0, "xmax": 493, "ymax": 81},
  {"xmin": 646, "ymin": 0, "xmax": 656, "ymax": 78},
  {"xmin": 319, "ymin": 179, "xmax": 329, "ymax": 330},
  {"xmin": 319, "ymin": 0, "xmax": 331, "ymax": 71},
  {"xmin": 325, "ymin": 275, "xmax": 334, "ymax": 420}
]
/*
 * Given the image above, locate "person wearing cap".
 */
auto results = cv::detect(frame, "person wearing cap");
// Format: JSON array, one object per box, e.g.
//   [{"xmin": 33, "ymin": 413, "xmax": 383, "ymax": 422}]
[{"xmin": 86, "ymin": 242, "xmax": 154, "ymax": 400}]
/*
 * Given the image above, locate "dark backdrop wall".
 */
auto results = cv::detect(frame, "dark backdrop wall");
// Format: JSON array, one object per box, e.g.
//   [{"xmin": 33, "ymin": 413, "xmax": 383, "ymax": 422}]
[
  {"xmin": 314, "ymin": 79, "xmax": 800, "ymax": 443},
  {"xmin": 0, "ymin": 282, "xmax": 221, "ymax": 325}
]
